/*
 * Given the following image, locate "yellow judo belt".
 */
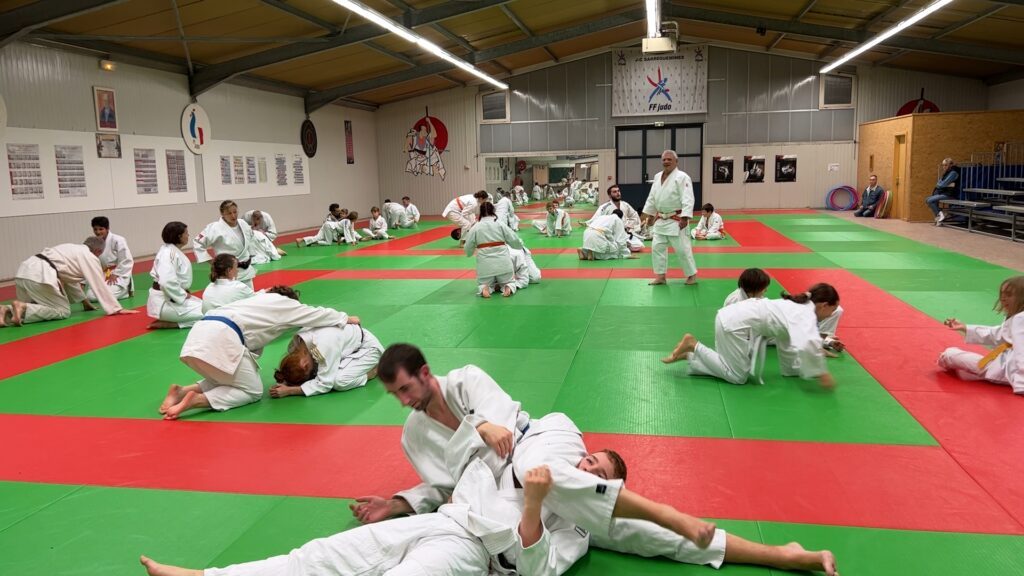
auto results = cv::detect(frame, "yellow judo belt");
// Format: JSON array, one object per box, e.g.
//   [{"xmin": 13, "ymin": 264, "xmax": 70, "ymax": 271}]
[{"xmin": 977, "ymin": 342, "xmax": 1011, "ymax": 369}]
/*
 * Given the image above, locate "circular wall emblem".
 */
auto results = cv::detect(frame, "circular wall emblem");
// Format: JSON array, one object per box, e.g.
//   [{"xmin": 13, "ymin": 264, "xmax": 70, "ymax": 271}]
[
  {"xmin": 180, "ymin": 103, "xmax": 212, "ymax": 154},
  {"xmin": 301, "ymin": 119, "xmax": 318, "ymax": 158}
]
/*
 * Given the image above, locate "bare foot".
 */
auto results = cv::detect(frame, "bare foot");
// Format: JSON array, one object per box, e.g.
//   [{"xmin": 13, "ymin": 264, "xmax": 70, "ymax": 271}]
[
  {"xmin": 277, "ymin": 247, "xmax": 288, "ymax": 256},
  {"xmin": 649, "ymin": 277, "xmax": 667, "ymax": 286},
  {"xmin": 164, "ymin": 390, "xmax": 199, "ymax": 420},
  {"xmin": 366, "ymin": 366, "xmax": 378, "ymax": 380},
  {"xmin": 11, "ymin": 301, "xmax": 26, "ymax": 326},
  {"xmin": 295, "ymin": 239, "xmax": 302, "ymax": 248},
  {"xmin": 780, "ymin": 543, "xmax": 838, "ymax": 576},
  {"xmin": 481, "ymin": 286, "xmax": 491, "ymax": 299},
  {"xmin": 139, "ymin": 555, "xmax": 202, "ymax": 576},
  {"xmin": 159, "ymin": 384, "xmax": 184, "ymax": 414},
  {"xmin": 661, "ymin": 333, "xmax": 697, "ymax": 364},
  {"xmin": 577, "ymin": 248, "xmax": 587, "ymax": 260},
  {"xmin": 0, "ymin": 304, "xmax": 10, "ymax": 327},
  {"xmin": 502, "ymin": 286, "xmax": 512, "ymax": 297},
  {"xmin": 148, "ymin": 320, "xmax": 179, "ymax": 330},
  {"xmin": 685, "ymin": 274, "xmax": 698, "ymax": 285}
]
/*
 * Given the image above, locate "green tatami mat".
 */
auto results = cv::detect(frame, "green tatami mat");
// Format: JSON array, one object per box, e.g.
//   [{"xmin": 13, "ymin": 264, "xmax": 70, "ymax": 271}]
[{"xmin": 821, "ymin": 252, "xmax": 1001, "ymax": 271}]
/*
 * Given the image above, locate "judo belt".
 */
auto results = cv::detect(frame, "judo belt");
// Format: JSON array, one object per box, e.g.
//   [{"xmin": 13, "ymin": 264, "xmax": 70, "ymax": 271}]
[
  {"xmin": 477, "ymin": 241, "xmax": 506, "ymax": 248},
  {"xmin": 657, "ymin": 210, "xmax": 683, "ymax": 222},
  {"xmin": 455, "ymin": 197, "xmax": 464, "ymax": 210},
  {"xmin": 202, "ymin": 315, "xmax": 245, "ymax": 346},
  {"xmin": 978, "ymin": 342, "xmax": 1011, "ymax": 369},
  {"xmin": 237, "ymin": 258, "xmax": 252, "ymax": 270},
  {"xmin": 34, "ymin": 253, "xmax": 58, "ymax": 272}
]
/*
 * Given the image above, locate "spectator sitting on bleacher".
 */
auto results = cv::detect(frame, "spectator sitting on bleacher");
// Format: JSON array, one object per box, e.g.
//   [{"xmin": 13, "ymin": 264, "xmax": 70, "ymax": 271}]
[
  {"xmin": 855, "ymin": 175, "xmax": 884, "ymax": 217},
  {"xmin": 926, "ymin": 158, "xmax": 961, "ymax": 224}
]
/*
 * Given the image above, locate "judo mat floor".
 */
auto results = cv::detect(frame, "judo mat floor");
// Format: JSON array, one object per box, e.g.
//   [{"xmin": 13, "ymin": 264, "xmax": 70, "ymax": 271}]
[{"xmin": 2, "ymin": 205, "xmax": 1023, "ymax": 575}]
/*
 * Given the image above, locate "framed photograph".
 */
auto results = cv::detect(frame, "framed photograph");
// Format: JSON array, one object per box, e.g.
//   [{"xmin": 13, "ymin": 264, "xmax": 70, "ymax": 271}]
[
  {"xmin": 775, "ymin": 155, "xmax": 797, "ymax": 182},
  {"xmin": 712, "ymin": 157, "xmax": 733, "ymax": 184},
  {"xmin": 93, "ymin": 86, "xmax": 118, "ymax": 132},
  {"xmin": 96, "ymin": 133, "xmax": 122, "ymax": 158},
  {"xmin": 743, "ymin": 156, "xmax": 765, "ymax": 183}
]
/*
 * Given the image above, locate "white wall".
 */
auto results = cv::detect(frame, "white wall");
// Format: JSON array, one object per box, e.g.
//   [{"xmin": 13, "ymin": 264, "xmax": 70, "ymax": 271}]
[
  {"xmin": 0, "ymin": 41, "xmax": 379, "ymax": 279},
  {"xmin": 855, "ymin": 65, "xmax": 988, "ymax": 125},
  {"xmin": 374, "ymin": 86, "xmax": 485, "ymax": 215},
  {"xmin": 988, "ymin": 79, "xmax": 1024, "ymax": 111},
  {"xmin": 702, "ymin": 142, "xmax": 856, "ymax": 209}
]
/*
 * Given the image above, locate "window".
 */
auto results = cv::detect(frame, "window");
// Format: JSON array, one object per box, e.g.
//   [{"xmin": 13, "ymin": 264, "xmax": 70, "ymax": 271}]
[
  {"xmin": 819, "ymin": 73, "xmax": 855, "ymax": 109},
  {"xmin": 479, "ymin": 90, "xmax": 510, "ymax": 124}
]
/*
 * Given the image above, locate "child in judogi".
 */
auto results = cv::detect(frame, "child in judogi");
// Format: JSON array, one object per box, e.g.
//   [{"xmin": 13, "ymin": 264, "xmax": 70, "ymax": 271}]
[
  {"xmin": 201, "ymin": 254, "xmax": 255, "ymax": 314},
  {"xmin": 663, "ymin": 283, "xmax": 840, "ymax": 389},
  {"xmin": 939, "ymin": 275, "xmax": 1024, "ymax": 394},
  {"xmin": 691, "ymin": 203, "xmax": 725, "ymax": 240},
  {"xmin": 85, "ymin": 216, "xmax": 134, "ymax": 301},
  {"xmin": 146, "ymin": 222, "xmax": 203, "ymax": 330},
  {"xmin": 362, "ymin": 206, "xmax": 390, "ymax": 240},
  {"xmin": 578, "ymin": 210, "xmax": 630, "ymax": 260},
  {"xmin": 533, "ymin": 201, "xmax": 572, "ymax": 237},
  {"xmin": 463, "ymin": 201, "xmax": 524, "ymax": 298}
]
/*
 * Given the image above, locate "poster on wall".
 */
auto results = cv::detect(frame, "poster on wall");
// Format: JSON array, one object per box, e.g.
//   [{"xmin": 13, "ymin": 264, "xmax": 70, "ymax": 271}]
[
  {"xmin": 611, "ymin": 45, "xmax": 707, "ymax": 116},
  {"xmin": 743, "ymin": 156, "xmax": 765, "ymax": 183},
  {"xmin": 712, "ymin": 157, "xmax": 733, "ymax": 184},
  {"xmin": 55, "ymin": 144, "xmax": 86, "ymax": 198},
  {"xmin": 345, "ymin": 120, "xmax": 355, "ymax": 164},
  {"xmin": 219, "ymin": 155, "xmax": 231, "ymax": 184},
  {"xmin": 405, "ymin": 107, "xmax": 447, "ymax": 180},
  {"xmin": 7, "ymin": 143, "xmax": 43, "ymax": 200},
  {"xmin": 93, "ymin": 87, "xmax": 118, "ymax": 132},
  {"xmin": 96, "ymin": 133, "xmax": 121, "ymax": 158},
  {"xmin": 232, "ymin": 156, "xmax": 244, "ymax": 185},
  {"xmin": 258, "ymin": 157, "xmax": 268, "ymax": 183},
  {"xmin": 775, "ymin": 155, "xmax": 797, "ymax": 182},
  {"xmin": 245, "ymin": 156, "xmax": 256, "ymax": 184},
  {"xmin": 134, "ymin": 148, "xmax": 158, "ymax": 194},
  {"xmin": 275, "ymin": 153, "xmax": 287, "ymax": 186},
  {"xmin": 292, "ymin": 154, "xmax": 305, "ymax": 184},
  {"xmin": 166, "ymin": 149, "xmax": 188, "ymax": 193}
]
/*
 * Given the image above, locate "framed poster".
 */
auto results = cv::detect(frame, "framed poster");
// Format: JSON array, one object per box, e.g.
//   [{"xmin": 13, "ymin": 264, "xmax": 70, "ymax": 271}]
[
  {"xmin": 743, "ymin": 156, "xmax": 765, "ymax": 183},
  {"xmin": 96, "ymin": 133, "xmax": 121, "ymax": 158},
  {"xmin": 93, "ymin": 86, "xmax": 118, "ymax": 132},
  {"xmin": 712, "ymin": 157, "xmax": 733, "ymax": 184},
  {"xmin": 775, "ymin": 155, "xmax": 797, "ymax": 182}
]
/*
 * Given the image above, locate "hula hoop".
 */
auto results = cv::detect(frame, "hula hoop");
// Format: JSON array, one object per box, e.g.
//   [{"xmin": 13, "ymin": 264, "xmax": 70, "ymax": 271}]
[{"xmin": 826, "ymin": 186, "xmax": 859, "ymax": 211}]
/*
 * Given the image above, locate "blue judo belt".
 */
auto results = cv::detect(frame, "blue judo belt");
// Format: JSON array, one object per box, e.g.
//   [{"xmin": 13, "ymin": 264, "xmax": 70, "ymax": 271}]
[{"xmin": 202, "ymin": 315, "xmax": 245, "ymax": 346}]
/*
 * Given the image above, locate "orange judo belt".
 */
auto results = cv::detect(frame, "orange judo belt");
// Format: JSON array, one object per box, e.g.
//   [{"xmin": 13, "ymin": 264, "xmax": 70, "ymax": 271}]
[
  {"xmin": 477, "ymin": 241, "xmax": 506, "ymax": 248},
  {"xmin": 977, "ymin": 342, "xmax": 1011, "ymax": 369}
]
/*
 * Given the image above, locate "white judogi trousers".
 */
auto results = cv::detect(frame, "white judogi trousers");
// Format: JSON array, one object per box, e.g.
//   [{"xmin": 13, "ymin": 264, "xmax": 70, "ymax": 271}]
[
  {"xmin": 148, "ymin": 288, "xmax": 203, "ymax": 328},
  {"xmin": 651, "ymin": 222, "xmax": 697, "ymax": 277},
  {"xmin": 938, "ymin": 347, "xmax": 1016, "ymax": 391},
  {"xmin": 15, "ymin": 278, "xmax": 71, "ymax": 323},
  {"xmin": 688, "ymin": 336, "xmax": 751, "ymax": 386},
  {"xmin": 204, "ymin": 514, "xmax": 489, "ymax": 576},
  {"xmin": 180, "ymin": 322, "xmax": 264, "ymax": 411},
  {"xmin": 85, "ymin": 281, "xmax": 131, "ymax": 301}
]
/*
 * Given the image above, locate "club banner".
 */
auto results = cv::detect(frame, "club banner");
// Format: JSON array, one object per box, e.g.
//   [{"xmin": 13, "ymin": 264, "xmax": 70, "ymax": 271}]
[{"xmin": 612, "ymin": 45, "xmax": 707, "ymax": 117}]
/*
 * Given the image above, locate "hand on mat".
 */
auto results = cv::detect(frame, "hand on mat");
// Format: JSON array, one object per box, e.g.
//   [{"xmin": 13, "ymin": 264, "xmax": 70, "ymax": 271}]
[
  {"xmin": 82, "ymin": 300, "xmax": 97, "ymax": 312},
  {"xmin": 269, "ymin": 384, "xmax": 301, "ymax": 398},
  {"xmin": 347, "ymin": 316, "xmax": 361, "ymax": 325},
  {"xmin": 818, "ymin": 374, "xmax": 836, "ymax": 389},
  {"xmin": 350, "ymin": 496, "xmax": 401, "ymax": 524},
  {"xmin": 944, "ymin": 318, "xmax": 966, "ymax": 333},
  {"xmin": 476, "ymin": 422, "xmax": 514, "ymax": 459},
  {"xmin": 523, "ymin": 465, "xmax": 553, "ymax": 506},
  {"xmin": 114, "ymin": 309, "xmax": 139, "ymax": 315}
]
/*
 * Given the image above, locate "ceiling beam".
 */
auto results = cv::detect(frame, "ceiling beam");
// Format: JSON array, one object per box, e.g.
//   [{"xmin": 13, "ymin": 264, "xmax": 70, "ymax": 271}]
[
  {"xmin": 768, "ymin": 0, "xmax": 818, "ymax": 51},
  {"xmin": 428, "ymin": 22, "xmax": 475, "ymax": 55},
  {"xmin": 875, "ymin": 5, "xmax": 1007, "ymax": 66},
  {"xmin": 863, "ymin": 0, "xmax": 916, "ymax": 31},
  {"xmin": 499, "ymin": 4, "xmax": 556, "ymax": 62},
  {"xmin": 0, "ymin": 0, "xmax": 127, "ymax": 49},
  {"xmin": 29, "ymin": 32, "xmax": 339, "ymax": 43},
  {"xmin": 364, "ymin": 40, "xmax": 416, "ymax": 66},
  {"xmin": 984, "ymin": 67, "xmax": 1024, "ymax": 86},
  {"xmin": 305, "ymin": 8, "xmax": 646, "ymax": 113},
  {"xmin": 258, "ymin": 0, "xmax": 341, "ymax": 34},
  {"xmin": 189, "ymin": 0, "xmax": 511, "ymax": 98},
  {"xmin": 663, "ymin": 3, "xmax": 1024, "ymax": 66}
]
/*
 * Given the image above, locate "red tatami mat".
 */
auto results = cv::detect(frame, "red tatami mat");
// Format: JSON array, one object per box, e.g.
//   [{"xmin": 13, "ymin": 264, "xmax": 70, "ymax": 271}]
[
  {"xmin": 724, "ymin": 220, "xmax": 810, "ymax": 251},
  {"xmin": 768, "ymin": 267, "xmax": 1024, "ymax": 529},
  {"xmin": 0, "ymin": 414, "xmax": 1019, "ymax": 534},
  {"xmin": 0, "ymin": 269, "xmax": 329, "ymax": 380}
]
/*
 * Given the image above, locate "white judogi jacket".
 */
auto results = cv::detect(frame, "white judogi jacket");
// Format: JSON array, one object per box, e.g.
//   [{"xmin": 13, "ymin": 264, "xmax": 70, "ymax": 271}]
[
  {"xmin": 395, "ymin": 365, "xmax": 531, "ymax": 514},
  {"xmin": 509, "ymin": 247, "xmax": 541, "ymax": 290},
  {"xmin": 442, "ymin": 194, "xmax": 479, "ymax": 219},
  {"xmin": 98, "ymin": 232, "xmax": 134, "ymax": 291},
  {"xmin": 495, "ymin": 196, "xmax": 519, "ymax": 230},
  {"xmin": 340, "ymin": 219, "xmax": 361, "ymax": 244},
  {"xmin": 383, "ymin": 202, "xmax": 408, "ymax": 228},
  {"xmin": 719, "ymin": 298, "xmax": 828, "ymax": 382},
  {"xmin": 404, "ymin": 203, "xmax": 421, "ymax": 224},
  {"xmin": 293, "ymin": 324, "xmax": 385, "ymax": 396},
  {"xmin": 642, "ymin": 168, "xmax": 695, "ymax": 235},
  {"xmin": 965, "ymin": 314, "xmax": 1023, "ymax": 393},
  {"xmin": 694, "ymin": 212, "xmax": 724, "ymax": 236},
  {"xmin": 532, "ymin": 185, "xmax": 544, "ymax": 200},
  {"xmin": 464, "ymin": 216, "xmax": 525, "ymax": 280},
  {"xmin": 583, "ymin": 215, "xmax": 629, "ymax": 258},
  {"xmin": 180, "ymin": 291, "xmax": 347, "ymax": 382},
  {"xmin": 544, "ymin": 209, "xmax": 572, "ymax": 236},
  {"xmin": 148, "ymin": 243, "xmax": 198, "ymax": 319},
  {"xmin": 243, "ymin": 210, "xmax": 279, "ymax": 240},
  {"xmin": 193, "ymin": 218, "xmax": 256, "ymax": 283},
  {"xmin": 724, "ymin": 289, "xmax": 844, "ymax": 337},
  {"xmin": 201, "ymin": 278, "xmax": 255, "ymax": 313},
  {"xmin": 16, "ymin": 244, "xmax": 122, "ymax": 314},
  {"xmin": 367, "ymin": 214, "xmax": 388, "ymax": 237}
]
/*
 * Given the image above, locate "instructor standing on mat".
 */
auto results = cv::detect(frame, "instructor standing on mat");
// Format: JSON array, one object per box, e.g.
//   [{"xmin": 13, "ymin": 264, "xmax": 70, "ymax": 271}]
[{"xmin": 643, "ymin": 150, "xmax": 698, "ymax": 285}]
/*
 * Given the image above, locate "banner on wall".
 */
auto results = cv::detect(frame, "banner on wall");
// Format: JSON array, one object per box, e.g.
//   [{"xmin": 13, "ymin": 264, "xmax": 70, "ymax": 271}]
[
  {"xmin": 611, "ymin": 45, "xmax": 707, "ymax": 117},
  {"xmin": 743, "ymin": 156, "xmax": 765, "ymax": 183},
  {"xmin": 712, "ymin": 157, "xmax": 733, "ymax": 184},
  {"xmin": 405, "ymin": 108, "xmax": 447, "ymax": 180},
  {"xmin": 775, "ymin": 155, "xmax": 797, "ymax": 182},
  {"xmin": 345, "ymin": 120, "xmax": 354, "ymax": 164}
]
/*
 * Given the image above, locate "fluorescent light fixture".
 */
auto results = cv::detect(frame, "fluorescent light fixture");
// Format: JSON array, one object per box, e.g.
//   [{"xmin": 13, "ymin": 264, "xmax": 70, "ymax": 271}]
[
  {"xmin": 645, "ymin": 0, "xmax": 661, "ymax": 38},
  {"xmin": 820, "ymin": 0, "xmax": 953, "ymax": 74},
  {"xmin": 331, "ymin": 0, "xmax": 508, "ymax": 90}
]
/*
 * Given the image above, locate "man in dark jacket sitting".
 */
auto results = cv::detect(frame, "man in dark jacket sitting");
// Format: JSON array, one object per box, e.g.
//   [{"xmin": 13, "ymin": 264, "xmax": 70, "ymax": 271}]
[{"xmin": 855, "ymin": 175, "xmax": 884, "ymax": 217}]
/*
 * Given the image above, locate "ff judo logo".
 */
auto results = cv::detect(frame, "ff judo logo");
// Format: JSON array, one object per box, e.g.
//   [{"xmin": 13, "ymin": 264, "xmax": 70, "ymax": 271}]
[
  {"xmin": 180, "ymin": 103, "xmax": 211, "ymax": 155},
  {"xmin": 647, "ymin": 66, "xmax": 672, "ymax": 111}
]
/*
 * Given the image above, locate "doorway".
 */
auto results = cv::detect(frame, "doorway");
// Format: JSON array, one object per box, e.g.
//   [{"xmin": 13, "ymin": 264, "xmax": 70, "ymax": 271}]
[
  {"xmin": 892, "ymin": 134, "xmax": 907, "ymax": 219},
  {"xmin": 615, "ymin": 124, "xmax": 703, "ymax": 211}
]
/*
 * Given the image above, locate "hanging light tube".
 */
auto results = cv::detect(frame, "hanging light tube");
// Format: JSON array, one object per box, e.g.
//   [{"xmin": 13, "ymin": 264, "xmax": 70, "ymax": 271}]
[
  {"xmin": 332, "ymin": 0, "xmax": 508, "ymax": 90},
  {"xmin": 820, "ymin": 0, "xmax": 954, "ymax": 74},
  {"xmin": 645, "ymin": 0, "xmax": 661, "ymax": 38}
]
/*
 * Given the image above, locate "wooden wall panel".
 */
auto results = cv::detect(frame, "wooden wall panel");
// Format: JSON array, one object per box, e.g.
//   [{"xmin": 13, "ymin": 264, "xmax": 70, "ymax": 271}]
[{"xmin": 857, "ymin": 115, "xmax": 913, "ymax": 220}]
